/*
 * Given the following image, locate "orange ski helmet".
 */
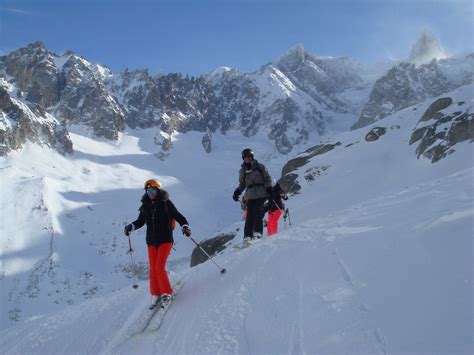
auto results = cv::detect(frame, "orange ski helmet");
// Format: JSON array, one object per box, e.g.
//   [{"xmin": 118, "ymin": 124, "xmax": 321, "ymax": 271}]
[{"xmin": 144, "ymin": 179, "xmax": 161, "ymax": 190}]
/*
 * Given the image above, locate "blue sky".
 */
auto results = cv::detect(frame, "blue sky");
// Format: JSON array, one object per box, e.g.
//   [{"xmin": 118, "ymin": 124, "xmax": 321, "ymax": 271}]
[{"xmin": 1, "ymin": 0, "xmax": 473, "ymax": 76}]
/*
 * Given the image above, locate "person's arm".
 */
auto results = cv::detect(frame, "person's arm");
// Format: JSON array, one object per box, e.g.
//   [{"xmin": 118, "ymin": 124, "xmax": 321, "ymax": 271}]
[
  {"xmin": 167, "ymin": 200, "xmax": 189, "ymax": 226},
  {"xmin": 233, "ymin": 168, "xmax": 246, "ymax": 201},
  {"xmin": 124, "ymin": 205, "xmax": 146, "ymax": 236},
  {"xmin": 238, "ymin": 168, "xmax": 246, "ymax": 192},
  {"xmin": 168, "ymin": 200, "xmax": 192, "ymax": 236},
  {"xmin": 132, "ymin": 206, "xmax": 146, "ymax": 230}
]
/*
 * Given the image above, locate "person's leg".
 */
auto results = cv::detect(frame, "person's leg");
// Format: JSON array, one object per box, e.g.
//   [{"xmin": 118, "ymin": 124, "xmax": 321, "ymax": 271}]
[
  {"xmin": 154, "ymin": 242, "xmax": 174, "ymax": 295},
  {"xmin": 267, "ymin": 209, "xmax": 282, "ymax": 236},
  {"xmin": 244, "ymin": 199, "xmax": 256, "ymax": 238},
  {"xmin": 267, "ymin": 211, "xmax": 276, "ymax": 236},
  {"xmin": 253, "ymin": 198, "xmax": 266, "ymax": 237},
  {"xmin": 147, "ymin": 246, "xmax": 160, "ymax": 296}
]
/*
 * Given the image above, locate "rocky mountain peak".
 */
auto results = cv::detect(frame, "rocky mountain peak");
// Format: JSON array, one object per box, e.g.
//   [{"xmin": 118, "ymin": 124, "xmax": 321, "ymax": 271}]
[
  {"xmin": 29, "ymin": 41, "xmax": 47, "ymax": 51},
  {"xmin": 409, "ymin": 29, "xmax": 447, "ymax": 65},
  {"xmin": 277, "ymin": 44, "xmax": 306, "ymax": 69},
  {"xmin": 206, "ymin": 66, "xmax": 240, "ymax": 83}
]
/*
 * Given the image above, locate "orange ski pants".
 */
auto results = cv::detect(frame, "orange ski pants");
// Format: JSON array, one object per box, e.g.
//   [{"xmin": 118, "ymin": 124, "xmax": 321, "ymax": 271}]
[
  {"xmin": 267, "ymin": 209, "xmax": 282, "ymax": 236},
  {"xmin": 147, "ymin": 243, "xmax": 173, "ymax": 296}
]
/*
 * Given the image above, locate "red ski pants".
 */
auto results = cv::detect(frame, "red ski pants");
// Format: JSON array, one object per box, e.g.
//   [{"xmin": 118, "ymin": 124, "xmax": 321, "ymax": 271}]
[
  {"xmin": 267, "ymin": 209, "xmax": 282, "ymax": 236},
  {"xmin": 147, "ymin": 243, "xmax": 173, "ymax": 296}
]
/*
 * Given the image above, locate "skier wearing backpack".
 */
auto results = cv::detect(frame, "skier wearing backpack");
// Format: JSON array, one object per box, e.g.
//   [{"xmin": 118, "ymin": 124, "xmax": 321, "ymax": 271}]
[
  {"xmin": 232, "ymin": 148, "xmax": 272, "ymax": 241},
  {"xmin": 124, "ymin": 179, "xmax": 192, "ymax": 309},
  {"xmin": 263, "ymin": 182, "xmax": 288, "ymax": 236}
]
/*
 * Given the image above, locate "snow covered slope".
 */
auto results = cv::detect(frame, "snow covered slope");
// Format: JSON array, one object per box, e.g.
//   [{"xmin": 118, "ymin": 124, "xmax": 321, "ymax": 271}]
[
  {"xmin": 0, "ymin": 123, "xmax": 283, "ymax": 331},
  {"xmin": 0, "ymin": 82, "xmax": 472, "ymax": 353}
]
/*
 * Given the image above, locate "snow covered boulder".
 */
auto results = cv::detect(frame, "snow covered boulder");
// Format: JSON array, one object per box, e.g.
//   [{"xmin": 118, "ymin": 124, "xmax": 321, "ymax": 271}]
[
  {"xmin": 420, "ymin": 97, "xmax": 453, "ymax": 121},
  {"xmin": 201, "ymin": 132, "xmax": 212, "ymax": 153},
  {"xmin": 190, "ymin": 232, "xmax": 236, "ymax": 267},
  {"xmin": 365, "ymin": 126, "xmax": 387, "ymax": 142},
  {"xmin": 278, "ymin": 173, "xmax": 301, "ymax": 195}
]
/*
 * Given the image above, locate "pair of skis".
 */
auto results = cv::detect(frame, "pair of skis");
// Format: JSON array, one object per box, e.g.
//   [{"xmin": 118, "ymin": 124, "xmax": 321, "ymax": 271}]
[{"xmin": 131, "ymin": 280, "xmax": 184, "ymax": 338}]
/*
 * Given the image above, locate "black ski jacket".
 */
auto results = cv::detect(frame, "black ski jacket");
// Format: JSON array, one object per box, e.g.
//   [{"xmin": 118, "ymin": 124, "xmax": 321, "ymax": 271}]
[
  {"xmin": 264, "ymin": 183, "xmax": 287, "ymax": 213},
  {"xmin": 131, "ymin": 190, "xmax": 189, "ymax": 247}
]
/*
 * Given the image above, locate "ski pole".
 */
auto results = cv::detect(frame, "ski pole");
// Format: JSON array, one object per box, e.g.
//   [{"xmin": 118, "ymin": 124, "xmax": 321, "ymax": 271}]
[
  {"xmin": 285, "ymin": 208, "xmax": 292, "ymax": 227},
  {"xmin": 127, "ymin": 235, "xmax": 139, "ymax": 289},
  {"xmin": 189, "ymin": 236, "xmax": 226, "ymax": 274},
  {"xmin": 271, "ymin": 199, "xmax": 284, "ymax": 214}
]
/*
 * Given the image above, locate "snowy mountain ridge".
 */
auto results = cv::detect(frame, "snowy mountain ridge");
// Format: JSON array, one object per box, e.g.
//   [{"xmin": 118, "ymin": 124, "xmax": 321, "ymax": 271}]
[{"xmin": 1, "ymin": 32, "xmax": 472, "ymax": 156}]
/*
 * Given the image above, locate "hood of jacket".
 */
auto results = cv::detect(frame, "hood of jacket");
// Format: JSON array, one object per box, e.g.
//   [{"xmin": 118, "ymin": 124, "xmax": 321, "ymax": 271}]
[{"xmin": 141, "ymin": 189, "xmax": 169, "ymax": 204}]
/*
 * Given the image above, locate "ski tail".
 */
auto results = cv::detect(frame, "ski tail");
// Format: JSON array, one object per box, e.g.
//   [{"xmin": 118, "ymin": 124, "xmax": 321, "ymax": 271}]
[
  {"xmin": 147, "ymin": 280, "xmax": 185, "ymax": 334},
  {"xmin": 131, "ymin": 279, "xmax": 184, "ymax": 338}
]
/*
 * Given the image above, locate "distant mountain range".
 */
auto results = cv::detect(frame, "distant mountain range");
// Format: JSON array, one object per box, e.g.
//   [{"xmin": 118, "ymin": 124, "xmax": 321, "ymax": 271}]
[{"xmin": 1, "ymin": 31, "xmax": 472, "ymax": 156}]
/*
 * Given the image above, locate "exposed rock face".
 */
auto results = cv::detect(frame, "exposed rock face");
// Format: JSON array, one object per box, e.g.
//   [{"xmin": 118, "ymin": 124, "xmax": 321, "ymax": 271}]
[
  {"xmin": 420, "ymin": 97, "xmax": 453, "ymax": 121},
  {"xmin": 365, "ymin": 127, "xmax": 387, "ymax": 142},
  {"xmin": 109, "ymin": 70, "xmax": 215, "ymax": 134},
  {"xmin": 276, "ymin": 44, "xmax": 363, "ymax": 102},
  {"xmin": 204, "ymin": 50, "xmax": 363, "ymax": 154},
  {"xmin": 55, "ymin": 56, "xmax": 125, "ymax": 140},
  {"xmin": 352, "ymin": 55, "xmax": 473, "ymax": 130},
  {"xmin": 0, "ymin": 77, "xmax": 73, "ymax": 155},
  {"xmin": 303, "ymin": 165, "xmax": 330, "ymax": 182},
  {"xmin": 1, "ymin": 42, "xmax": 125, "ymax": 141},
  {"xmin": 353, "ymin": 61, "xmax": 452, "ymax": 130},
  {"xmin": 279, "ymin": 142, "xmax": 341, "ymax": 194},
  {"xmin": 410, "ymin": 97, "xmax": 473, "ymax": 163},
  {"xmin": 351, "ymin": 31, "xmax": 470, "ymax": 131},
  {"xmin": 3, "ymin": 42, "xmax": 61, "ymax": 108}
]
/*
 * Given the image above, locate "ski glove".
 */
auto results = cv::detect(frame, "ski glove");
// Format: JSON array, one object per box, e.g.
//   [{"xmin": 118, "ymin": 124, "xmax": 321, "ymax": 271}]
[
  {"xmin": 124, "ymin": 224, "xmax": 133, "ymax": 236},
  {"xmin": 232, "ymin": 188, "xmax": 241, "ymax": 201},
  {"xmin": 182, "ymin": 225, "xmax": 192, "ymax": 237}
]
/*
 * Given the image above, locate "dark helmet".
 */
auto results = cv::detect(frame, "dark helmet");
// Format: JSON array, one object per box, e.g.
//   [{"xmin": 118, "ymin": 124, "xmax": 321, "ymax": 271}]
[{"xmin": 241, "ymin": 148, "xmax": 254, "ymax": 159}]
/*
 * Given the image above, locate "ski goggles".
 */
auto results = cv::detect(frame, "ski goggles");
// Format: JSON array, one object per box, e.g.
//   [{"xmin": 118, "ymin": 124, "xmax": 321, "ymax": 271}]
[{"xmin": 146, "ymin": 188, "xmax": 159, "ymax": 194}]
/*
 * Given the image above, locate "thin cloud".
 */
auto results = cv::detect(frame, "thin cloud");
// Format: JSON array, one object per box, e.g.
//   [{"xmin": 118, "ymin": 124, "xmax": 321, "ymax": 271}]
[{"xmin": 1, "ymin": 7, "xmax": 33, "ymax": 15}]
